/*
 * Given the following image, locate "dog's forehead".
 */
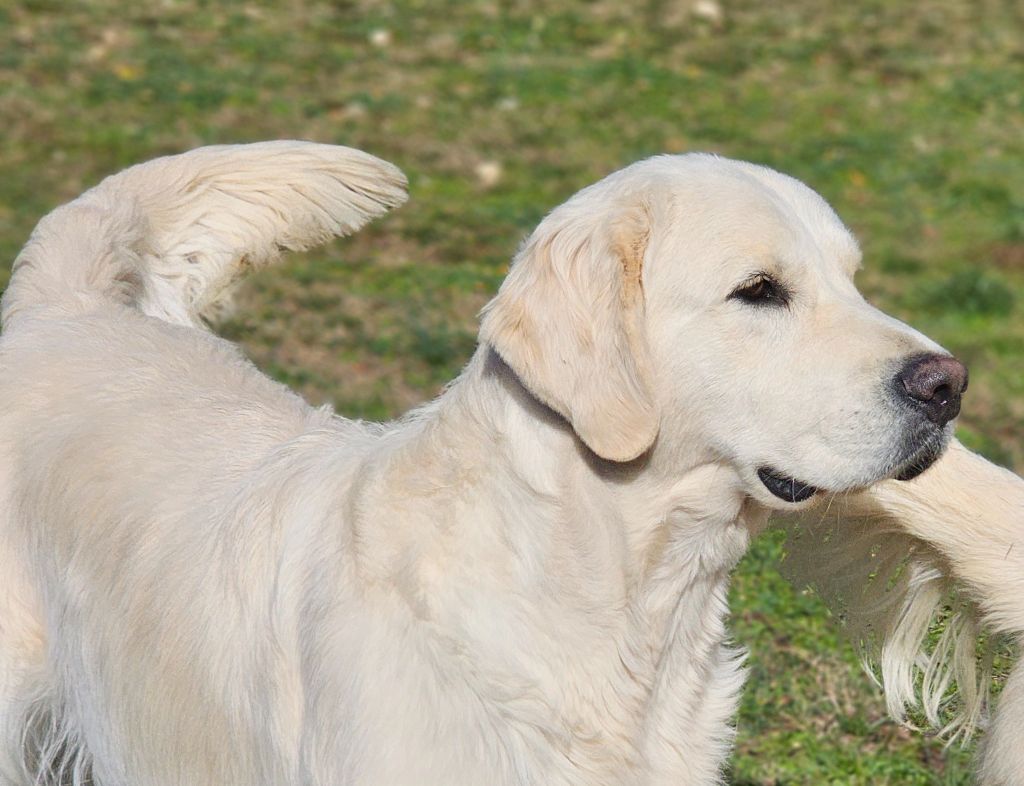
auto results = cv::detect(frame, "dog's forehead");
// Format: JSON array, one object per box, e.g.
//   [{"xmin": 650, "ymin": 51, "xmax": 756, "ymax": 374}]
[
  {"xmin": 720, "ymin": 159, "xmax": 862, "ymax": 271},
  {"xmin": 631, "ymin": 155, "xmax": 863, "ymax": 278}
]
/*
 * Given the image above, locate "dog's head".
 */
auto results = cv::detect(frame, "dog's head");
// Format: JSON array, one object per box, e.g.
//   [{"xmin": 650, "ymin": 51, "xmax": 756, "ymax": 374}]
[{"xmin": 480, "ymin": 154, "xmax": 966, "ymax": 508}]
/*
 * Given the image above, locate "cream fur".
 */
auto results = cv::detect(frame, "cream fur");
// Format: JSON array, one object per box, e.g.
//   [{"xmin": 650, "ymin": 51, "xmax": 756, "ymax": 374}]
[
  {"xmin": 0, "ymin": 142, "xmax": 1009, "ymax": 785},
  {"xmin": 786, "ymin": 442, "xmax": 1024, "ymax": 784}
]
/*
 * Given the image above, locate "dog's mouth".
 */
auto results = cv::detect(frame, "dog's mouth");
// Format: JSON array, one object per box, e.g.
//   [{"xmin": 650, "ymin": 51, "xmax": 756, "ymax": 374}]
[
  {"xmin": 756, "ymin": 466, "xmax": 819, "ymax": 503},
  {"xmin": 758, "ymin": 433, "xmax": 947, "ymax": 504},
  {"xmin": 892, "ymin": 437, "xmax": 945, "ymax": 482}
]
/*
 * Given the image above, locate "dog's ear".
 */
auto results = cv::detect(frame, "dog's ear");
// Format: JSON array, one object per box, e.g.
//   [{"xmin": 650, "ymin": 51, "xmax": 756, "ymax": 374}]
[{"xmin": 480, "ymin": 193, "xmax": 657, "ymax": 462}]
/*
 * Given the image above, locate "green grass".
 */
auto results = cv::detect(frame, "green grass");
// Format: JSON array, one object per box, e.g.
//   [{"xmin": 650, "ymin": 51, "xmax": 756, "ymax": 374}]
[{"xmin": 2, "ymin": 1, "xmax": 1022, "ymax": 781}]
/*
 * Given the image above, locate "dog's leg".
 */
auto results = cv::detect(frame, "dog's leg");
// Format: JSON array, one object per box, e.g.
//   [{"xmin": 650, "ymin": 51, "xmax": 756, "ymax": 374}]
[
  {"xmin": 978, "ymin": 660, "xmax": 1024, "ymax": 786},
  {"xmin": 849, "ymin": 441, "xmax": 1024, "ymax": 784},
  {"xmin": 853, "ymin": 440, "xmax": 1024, "ymax": 632},
  {"xmin": 0, "ymin": 550, "xmax": 48, "ymax": 786}
]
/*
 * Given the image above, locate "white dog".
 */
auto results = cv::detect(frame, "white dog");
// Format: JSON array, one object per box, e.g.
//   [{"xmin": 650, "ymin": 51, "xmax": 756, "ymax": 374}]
[
  {"xmin": 0, "ymin": 141, "xmax": 998, "ymax": 785},
  {"xmin": 786, "ymin": 443, "xmax": 1024, "ymax": 785}
]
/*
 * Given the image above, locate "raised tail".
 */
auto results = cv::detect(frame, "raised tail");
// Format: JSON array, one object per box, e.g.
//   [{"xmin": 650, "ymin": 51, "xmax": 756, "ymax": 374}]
[{"xmin": 1, "ymin": 141, "xmax": 408, "ymax": 329}]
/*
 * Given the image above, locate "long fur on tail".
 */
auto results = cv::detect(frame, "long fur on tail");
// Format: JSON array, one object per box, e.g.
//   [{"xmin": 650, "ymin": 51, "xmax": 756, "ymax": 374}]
[{"xmin": 1, "ymin": 141, "xmax": 407, "ymax": 329}]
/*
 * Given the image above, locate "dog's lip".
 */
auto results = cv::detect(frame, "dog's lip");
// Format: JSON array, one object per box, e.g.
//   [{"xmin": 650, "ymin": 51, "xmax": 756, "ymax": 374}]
[
  {"xmin": 893, "ymin": 439, "xmax": 944, "ymax": 482},
  {"xmin": 756, "ymin": 466, "xmax": 820, "ymax": 503},
  {"xmin": 757, "ymin": 437, "xmax": 945, "ymax": 502}
]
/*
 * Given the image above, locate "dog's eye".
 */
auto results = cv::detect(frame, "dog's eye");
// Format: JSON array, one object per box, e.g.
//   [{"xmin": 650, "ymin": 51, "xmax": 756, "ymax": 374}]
[{"xmin": 729, "ymin": 274, "xmax": 789, "ymax": 307}]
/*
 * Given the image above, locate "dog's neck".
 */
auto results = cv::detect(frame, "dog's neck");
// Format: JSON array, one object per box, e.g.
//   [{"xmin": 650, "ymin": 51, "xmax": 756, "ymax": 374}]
[
  {"xmin": 361, "ymin": 347, "xmax": 764, "ymax": 779},
  {"xmin": 435, "ymin": 348, "xmax": 765, "ymax": 582}
]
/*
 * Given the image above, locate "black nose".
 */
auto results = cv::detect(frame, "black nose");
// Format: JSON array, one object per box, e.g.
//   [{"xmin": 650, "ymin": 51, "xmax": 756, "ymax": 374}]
[{"xmin": 895, "ymin": 354, "xmax": 969, "ymax": 427}]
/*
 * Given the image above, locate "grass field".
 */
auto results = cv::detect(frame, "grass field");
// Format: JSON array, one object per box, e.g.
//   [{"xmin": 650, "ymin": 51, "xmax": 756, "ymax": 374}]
[{"xmin": 2, "ymin": 1, "xmax": 1022, "ymax": 782}]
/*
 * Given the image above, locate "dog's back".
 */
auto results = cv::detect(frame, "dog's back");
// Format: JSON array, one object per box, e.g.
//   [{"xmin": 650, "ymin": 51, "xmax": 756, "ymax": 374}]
[{"xmin": 0, "ymin": 143, "xmax": 407, "ymax": 785}]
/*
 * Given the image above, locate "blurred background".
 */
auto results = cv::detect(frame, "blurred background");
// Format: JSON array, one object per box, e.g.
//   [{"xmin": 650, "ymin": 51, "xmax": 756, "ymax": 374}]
[{"xmin": 1, "ymin": 1, "xmax": 1021, "ymax": 782}]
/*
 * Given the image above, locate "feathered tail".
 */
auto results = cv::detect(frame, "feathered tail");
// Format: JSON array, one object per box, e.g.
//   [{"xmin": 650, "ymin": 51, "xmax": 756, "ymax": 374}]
[{"xmin": 1, "ymin": 141, "xmax": 408, "ymax": 329}]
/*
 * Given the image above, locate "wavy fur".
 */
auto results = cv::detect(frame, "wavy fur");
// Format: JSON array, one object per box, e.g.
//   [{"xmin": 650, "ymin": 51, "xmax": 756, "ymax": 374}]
[
  {"xmin": 1, "ymin": 145, "xmax": 1014, "ymax": 785},
  {"xmin": 2, "ymin": 141, "xmax": 407, "ymax": 328},
  {"xmin": 785, "ymin": 442, "xmax": 1024, "ymax": 782}
]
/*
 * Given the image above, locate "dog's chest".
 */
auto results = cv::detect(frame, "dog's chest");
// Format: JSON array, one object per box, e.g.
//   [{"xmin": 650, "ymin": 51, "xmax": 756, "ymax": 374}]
[
  {"xmin": 339, "ymin": 454, "xmax": 755, "ymax": 785},
  {"xmin": 417, "ymin": 520, "xmax": 750, "ymax": 785}
]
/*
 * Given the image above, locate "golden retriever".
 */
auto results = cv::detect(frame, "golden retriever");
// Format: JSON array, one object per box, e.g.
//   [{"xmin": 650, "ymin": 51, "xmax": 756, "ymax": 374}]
[{"xmin": 0, "ymin": 141, "xmax": 1013, "ymax": 785}]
